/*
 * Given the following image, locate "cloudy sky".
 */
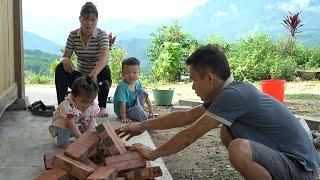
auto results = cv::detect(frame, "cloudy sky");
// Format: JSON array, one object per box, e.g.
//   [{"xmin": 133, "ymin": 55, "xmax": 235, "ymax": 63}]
[
  {"xmin": 22, "ymin": 0, "xmax": 207, "ymax": 44},
  {"xmin": 22, "ymin": 0, "xmax": 319, "ymax": 45},
  {"xmin": 23, "ymin": 0, "xmax": 207, "ymax": 24}
]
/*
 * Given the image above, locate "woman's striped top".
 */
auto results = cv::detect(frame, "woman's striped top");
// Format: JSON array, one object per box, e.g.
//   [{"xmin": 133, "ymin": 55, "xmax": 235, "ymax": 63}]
[{"xmin": 65, "ymin": 28, "xmax": 109, "ymax": 74}]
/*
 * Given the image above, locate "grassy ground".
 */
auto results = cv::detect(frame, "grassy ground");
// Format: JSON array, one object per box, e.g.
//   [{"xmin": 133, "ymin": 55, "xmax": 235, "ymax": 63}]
[{"xmin": 147, "ymin": 80, "xmax": 320, "ymax": 180}]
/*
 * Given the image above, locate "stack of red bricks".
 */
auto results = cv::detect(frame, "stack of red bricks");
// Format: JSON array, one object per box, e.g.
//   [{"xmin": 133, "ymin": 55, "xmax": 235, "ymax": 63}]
[{"xmin": 36, "ymin": 121, "xmax": 162, "ymax": 180}]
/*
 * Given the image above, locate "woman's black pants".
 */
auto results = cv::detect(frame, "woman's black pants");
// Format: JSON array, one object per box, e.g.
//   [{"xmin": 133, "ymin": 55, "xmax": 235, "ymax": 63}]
[{"xmin": 55, "ymin": 63, "xmax": 112, "ymax": 108}]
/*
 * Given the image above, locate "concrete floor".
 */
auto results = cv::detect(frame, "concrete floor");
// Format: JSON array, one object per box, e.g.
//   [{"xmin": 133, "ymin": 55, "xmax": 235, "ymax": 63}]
[{"xmin": 0, "ymin": 86, "xmax": 172, "ymax": 180}]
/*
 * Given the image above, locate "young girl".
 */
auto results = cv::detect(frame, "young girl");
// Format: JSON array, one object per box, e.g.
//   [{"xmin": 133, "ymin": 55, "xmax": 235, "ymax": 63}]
[{"xmin": 49, "ymin": 76, "xmax": 100, "ymax": 148}]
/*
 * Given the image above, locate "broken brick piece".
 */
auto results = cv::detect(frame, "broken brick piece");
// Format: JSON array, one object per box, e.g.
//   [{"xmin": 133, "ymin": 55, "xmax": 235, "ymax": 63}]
[
  {"xmin": 64, "ymin": 130, "xmax": 100, "ymax": 161},
  {"xmin": 96, "ymin": 122, "xmax": 127, "ymax": 154},
  {"xmin": 35, "ymin": 168, "xmax": 69, "ymax": 180},
  {"xmin": 81, "ymin": 158, "xmax": 99, "ymax": 170},
  {"xmin": 105, "ymin": 152, "xmax": 146, "ymax": 174},
  {"xmin": 53, "ymin": 154, "xmax": 95, "ymax": 179},
  {"xmin": 43, "ymin": 153, "xmax": 55, "ymax": 170},
  {"xmin": 142, "ymin": 166, "xmax": 162, "ymax": 179},
  {"xmin": 120, "ymin": 167, "xmax": 162, "ymax": 180},
  {"xmin": 115, "ymin": 178, "xmax": 125, "ymax": 180},
  {"xmin": 87, "ymin": 167, "xmax": 117, "ymax": 180}
]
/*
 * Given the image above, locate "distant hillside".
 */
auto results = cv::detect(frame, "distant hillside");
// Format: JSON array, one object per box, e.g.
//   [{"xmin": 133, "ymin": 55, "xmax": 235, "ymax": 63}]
[
  {"xmin": 24, "ymin": 31, "xmax": 63, "ymax": 55},
  {"xmin": 24, "ymin": 49, "xmax": 59, "ymax": 75},
  {"xmin": 117, "ymin": 38, "xmax": 151, "ymax": 73},
  {"xmin": 110, "ymin": 0, "xmax": 320, "ymax": 46}
]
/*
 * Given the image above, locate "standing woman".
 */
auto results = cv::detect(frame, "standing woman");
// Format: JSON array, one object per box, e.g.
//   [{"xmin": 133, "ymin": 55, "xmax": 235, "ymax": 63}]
[{"xmin": 55, "ymin": 2, "xmax": 111, "ymax": 117}]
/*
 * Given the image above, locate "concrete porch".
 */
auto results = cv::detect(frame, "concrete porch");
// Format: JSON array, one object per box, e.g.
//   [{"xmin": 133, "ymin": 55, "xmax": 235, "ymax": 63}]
[{"xmin": 0, "ymin": 85, "xmax": 172, "ymax": 179}]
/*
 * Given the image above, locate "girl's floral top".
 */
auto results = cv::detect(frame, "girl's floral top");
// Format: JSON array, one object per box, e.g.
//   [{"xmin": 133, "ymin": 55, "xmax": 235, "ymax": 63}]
[{"xmin": 49, "ymin": 95, "xmax": 100, "ymax": 138}]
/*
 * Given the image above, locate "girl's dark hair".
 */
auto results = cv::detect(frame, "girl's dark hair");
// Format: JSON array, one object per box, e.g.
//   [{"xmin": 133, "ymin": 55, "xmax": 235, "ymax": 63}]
[
  {"xmin": 71, "ymin": 76, "xmax": 99, "ymax": 99},
  {"xmin": 80, "ymin": 2, "xmax": 98, "ymax": 17},
  {"xmin": 186, "ymin": 45, "xmax": 230, "ymax": 81},
  {"xmin": 122, "ymin": 57, "xmax": 140, "ymax": 70}
]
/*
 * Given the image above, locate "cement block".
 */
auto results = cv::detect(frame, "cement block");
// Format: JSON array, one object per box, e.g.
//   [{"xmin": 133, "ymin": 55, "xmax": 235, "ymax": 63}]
[
  {"xmin": 171, "ymin": 105, "xmax": 191, "ymax": 112},
  {"xmin": 178, "ymin": 99, "xmax": 202, "ymax": 107}
]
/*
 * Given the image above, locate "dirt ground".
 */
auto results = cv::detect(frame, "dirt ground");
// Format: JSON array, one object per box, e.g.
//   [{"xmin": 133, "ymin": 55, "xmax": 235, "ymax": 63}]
[{"xmin": 147, "ymin": 81, "xmax": 320, "ymax": 180}]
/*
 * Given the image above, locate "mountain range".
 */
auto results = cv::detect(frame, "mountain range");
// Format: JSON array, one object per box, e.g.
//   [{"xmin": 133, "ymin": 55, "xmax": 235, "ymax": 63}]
[{"xmin": 24, "ymin": 0, "xmax": 320, "ymax": 67}]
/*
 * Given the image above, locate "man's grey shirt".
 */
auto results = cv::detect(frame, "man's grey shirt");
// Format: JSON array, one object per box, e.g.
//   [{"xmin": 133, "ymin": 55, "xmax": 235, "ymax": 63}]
[{"xmin": 203, "ymin": 81, "xmax": 320, "ymax": 172}]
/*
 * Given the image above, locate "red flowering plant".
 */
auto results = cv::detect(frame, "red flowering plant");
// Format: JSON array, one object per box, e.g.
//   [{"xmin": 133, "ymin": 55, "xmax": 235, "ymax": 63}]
[
  {"xmin": 108, "ymin": 33, "xmax": 116, "ymax": 50},
  {"xmin": 281, "ymin": 12, "xmax": 303, "ymax": 56},
  {"xmin": 282, "ymin": 12, "xmax": 303, "ymax": 42}
]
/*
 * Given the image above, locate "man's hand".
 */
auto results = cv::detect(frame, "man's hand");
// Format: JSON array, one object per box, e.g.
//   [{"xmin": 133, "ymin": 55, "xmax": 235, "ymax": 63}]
[
  {"xmin": 130, "ymin": 143, "xmax": 156, "ymax": 161},
  {"xmin": 62, "ymin": 58, "xmax": 73, "ymax": 73},
  {"xmin": 115, "ymin": 122, "xmax": 145, "ymax": 141}
]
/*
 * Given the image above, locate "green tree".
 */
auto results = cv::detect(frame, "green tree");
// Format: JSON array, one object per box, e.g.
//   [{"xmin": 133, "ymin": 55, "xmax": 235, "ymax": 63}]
[{"xmin": 147, "ymin": 22, "xmax": 199, "ymax": 82}]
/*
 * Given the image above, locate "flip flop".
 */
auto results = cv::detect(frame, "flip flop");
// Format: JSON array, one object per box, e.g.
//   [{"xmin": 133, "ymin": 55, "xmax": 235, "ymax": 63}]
[{"xmin": 28, "ymin": 100, "xmax": 56, "ymax": 111}]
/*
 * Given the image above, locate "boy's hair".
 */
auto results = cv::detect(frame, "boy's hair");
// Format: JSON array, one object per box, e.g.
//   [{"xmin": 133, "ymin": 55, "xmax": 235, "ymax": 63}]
[
  {"xmin": 71, "ymin": 76, "xmax": 99, "ymax": 99},
  {"xmin": 122, "ymin": 57, "xmax": 140, "ymax": 71},
  {"xmin": 80, "ymin": 2, "xmax": 98, "ymax": 18},
  {"xmin": 186, "ymin": 45, "xmax": 231, "ymax": 81}
]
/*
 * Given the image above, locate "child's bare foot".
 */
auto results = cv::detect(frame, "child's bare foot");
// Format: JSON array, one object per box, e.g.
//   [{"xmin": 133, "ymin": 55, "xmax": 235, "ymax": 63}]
[
  {"xmin": 121, "ymin": 119, "xmax": 132, "ymax": 123},
  {"xmin": 148, "ymin": 112, "xmax": 159, "ymax": 118},
  {"xmin": 98, "ymin": 107, "xmax": 109, "ymax": 117}
]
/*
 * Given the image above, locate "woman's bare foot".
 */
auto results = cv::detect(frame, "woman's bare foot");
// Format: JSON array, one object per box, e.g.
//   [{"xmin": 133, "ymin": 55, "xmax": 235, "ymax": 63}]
[{"xmin": 98, "ymin": 107, "xmax": 109, "ymax": 117}]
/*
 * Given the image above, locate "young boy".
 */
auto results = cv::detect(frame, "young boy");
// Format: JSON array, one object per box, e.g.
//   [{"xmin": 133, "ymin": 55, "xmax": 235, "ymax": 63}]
[{"xmin": 114, "ymin": 57, "xmax": 156, "ymax": 123}]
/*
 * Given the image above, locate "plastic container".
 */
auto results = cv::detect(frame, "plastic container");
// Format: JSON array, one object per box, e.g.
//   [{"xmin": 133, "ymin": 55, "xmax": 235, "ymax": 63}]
[
  {"xmin": 260, "ymin": 80, "xmax": 285, "ymax": 103},
  {"xmin": 152, "ymin": 89, "xmax": 174, "ymax": 106}
]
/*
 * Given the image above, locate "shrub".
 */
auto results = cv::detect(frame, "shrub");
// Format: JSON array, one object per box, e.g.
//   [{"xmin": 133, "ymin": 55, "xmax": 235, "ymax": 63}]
[
  {"xmin": 25, "ymin": 73, "xmax": 53, "ymax": 84},
  {"xmin": 109, "ymin": 47, "xmax": 126, "ymax": 84},
  {"xmin": 305, "ymin": 46, "xmax": 320, "ymax": 69},
  {"xmin": 270, "ymin": 56, "xmax": 296, "ymax": 80}
]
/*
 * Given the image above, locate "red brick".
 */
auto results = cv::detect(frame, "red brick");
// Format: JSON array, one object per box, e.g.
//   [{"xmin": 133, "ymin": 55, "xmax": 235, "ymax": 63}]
[
  {"xmin": 115, "ymin": 178, "xmax": 125, "ymax": 180},
  {"xmin": 35, "ymin": 168, "xmax": 69, "ymax": 180},
  {"xmin": 86, "ymin": 167, "xmax": 117, "ymax": 180},
  {"xmin": 81, "ymin": 158, "xmax": 99, "ymax": 170},
  {"xmin": 120, "ymin": 166, "xmax": 162, "ymax": 180},
  {"xmin": 105, "ymin": 152, "xmax": 146, "ymax": 174},
  {"xmin": 64, "ymin": 130, "xmax": 100, "ymax": 161},
  {"xmin": 53, "ymin": 154, "xmax": 95, "ymax": 179},
  {"xmin": 96, "ymin": 122, "xmax": 127, "ymax": 155},
  {"xmin": 43, "ymin": 153, "xmax": 55, "ymax": 170}
]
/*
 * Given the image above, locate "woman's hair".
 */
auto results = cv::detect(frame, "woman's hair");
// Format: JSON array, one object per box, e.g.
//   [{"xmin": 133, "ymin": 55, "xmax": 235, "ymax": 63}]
[
  {"xmin": 80, "ymin": 2, "xmax": 98, "ymax": 17},
  {"xmin": 186, "ymin": 45, "xmax": 231, "ymax": 81},
  {"xmin": 71, "ymin": 76, "xmax": 99, "ymax": 99},
  {"xmin": 122, "ymin": 57, "xmax": 140, "ymax": 70}
]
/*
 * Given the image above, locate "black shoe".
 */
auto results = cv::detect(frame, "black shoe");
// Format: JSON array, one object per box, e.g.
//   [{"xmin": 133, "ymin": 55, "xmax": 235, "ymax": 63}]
[
  {"xmin": 29, "ymin": 103, "xmax": 54, "ymax": 117},
  {"xmin": 28, "ymin": 100, "xmax": 55, "ymax": 111}
]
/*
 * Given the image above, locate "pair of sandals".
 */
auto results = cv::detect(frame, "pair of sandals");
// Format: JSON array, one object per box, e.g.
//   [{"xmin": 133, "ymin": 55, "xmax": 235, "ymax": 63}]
[{"xmin": 28, "ymin": 100, "xmax": 55, "ymax": 117}]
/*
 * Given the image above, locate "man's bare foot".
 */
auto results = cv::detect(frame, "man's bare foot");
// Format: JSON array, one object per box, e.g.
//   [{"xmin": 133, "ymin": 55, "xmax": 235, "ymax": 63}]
[{"xmin": 98, "ymin": 107, "xmax": 109, "ymax": 117}]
